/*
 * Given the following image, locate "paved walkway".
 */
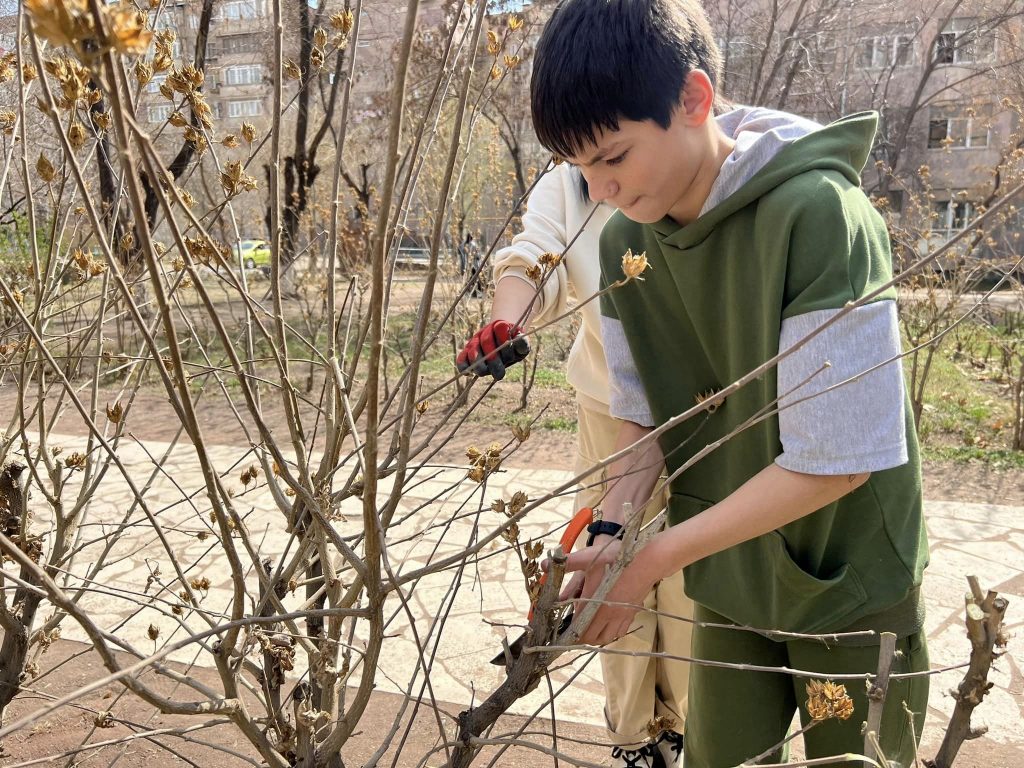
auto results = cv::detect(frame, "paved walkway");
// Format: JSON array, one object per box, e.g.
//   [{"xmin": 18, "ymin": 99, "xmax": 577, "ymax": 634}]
[{"xmin": 20, "ymin": 433, "xmax": 1024, "ymax": 764}]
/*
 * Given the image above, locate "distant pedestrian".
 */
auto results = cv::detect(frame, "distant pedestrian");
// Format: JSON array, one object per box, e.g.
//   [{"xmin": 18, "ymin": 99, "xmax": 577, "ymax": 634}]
[
  {"xmin": 458, "ymin": 232, "xmax": 476, "ymax": 276},
  {"xmin": 464, "ymin": 233, "xmax": 486, "ymax": 298}
]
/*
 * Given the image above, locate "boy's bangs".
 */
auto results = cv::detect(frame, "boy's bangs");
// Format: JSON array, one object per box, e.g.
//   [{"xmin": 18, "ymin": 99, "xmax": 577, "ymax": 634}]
[{"xmin": 532, "ymin": 82, "xmax": 624, "ymax": 161}]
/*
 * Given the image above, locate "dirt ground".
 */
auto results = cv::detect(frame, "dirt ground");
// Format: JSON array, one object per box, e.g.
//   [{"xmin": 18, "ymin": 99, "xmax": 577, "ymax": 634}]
[
  {"xmin": 2, "ymin": 370, "xmax": 1023, "ymax": 766},
  {"xmin": 0, "ymin": 639, "xmax": 614, "ymax": 767},
  {"xmin": 3, "ymin": 380, "xmax": 1021, "ymax": 505},
  {"xmin": 3, "ymin": 638, "xmax": 1019, "ymax": 767}
]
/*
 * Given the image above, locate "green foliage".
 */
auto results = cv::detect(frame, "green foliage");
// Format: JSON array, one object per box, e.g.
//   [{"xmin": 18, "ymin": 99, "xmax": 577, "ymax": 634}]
[
  {"xmin": 0, "ymin": 211, "xmax": 50, "ymax": 279},
  {"xmin": 912, "ymin": 316, "xmax": 1020, "ymax": 456}
]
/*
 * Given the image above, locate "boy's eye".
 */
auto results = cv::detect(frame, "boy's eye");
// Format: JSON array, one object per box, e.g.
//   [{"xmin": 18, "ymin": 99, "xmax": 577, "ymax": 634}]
[{"xmin": 606, "ymin": 151, "xmax": 628, "ymax": 166}]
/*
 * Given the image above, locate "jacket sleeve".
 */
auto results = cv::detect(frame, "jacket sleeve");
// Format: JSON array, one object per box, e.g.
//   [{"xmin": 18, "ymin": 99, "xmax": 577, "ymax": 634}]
[
  {"xmin": 775, "ymin": 176, "xmax": 907, "ymax": 475},
  {"xmin": 492, "ymin": 165, "xmax": 573, "ymax": 325}
]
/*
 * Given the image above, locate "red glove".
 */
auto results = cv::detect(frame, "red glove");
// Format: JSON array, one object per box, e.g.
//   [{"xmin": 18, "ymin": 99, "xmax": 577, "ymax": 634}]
[{"xmin": 456, "ymin": 320, "xmax": 530, "ymax": 380}]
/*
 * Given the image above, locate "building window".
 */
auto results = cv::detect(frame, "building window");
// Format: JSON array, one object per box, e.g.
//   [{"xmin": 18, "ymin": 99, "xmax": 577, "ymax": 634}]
[
  {"xmin": 858, "ymin": 34, "xmax": 915, "ymax": 69},
  {"xmin": 932, "ymin": 200, "xmax": 975, "ymax": 236},
  {"xmin": 228, "ymin": 99, "xmax": 263, "ymax": 117},
  {"xmin": 153, "ymin": 13, "xmax": 176, "ymax": 31},
  {"xmin": 219, "ymin": 34, "xmax": 259, "ymax": 54},
  {"xmin": 928, "ymin": 105, "xmax": 991, "ymax": 149},
  {"xmin": 935, "ymin": 18, "xmax": 995, "ymax": 65},
  {"xmin": 224, "ymin": 64, "xmax": 263, "ymax": 85},
  {"xmin": 147, "ymin": 73, "xmax": 168, "ymax": 94},
  {"xmin": 148, "ymin": 104, "xmax": 174, "ymax": 122},
  {"xmin": 221, "ymin": 0, "xmax": 260, "ymax": 20},
  {"xmin": 893, "ymin": 35, "xmax": 915, "ymax": 67}
]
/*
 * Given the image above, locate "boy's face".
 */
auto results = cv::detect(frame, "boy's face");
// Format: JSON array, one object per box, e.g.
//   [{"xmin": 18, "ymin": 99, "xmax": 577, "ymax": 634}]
[{"xmin": 564, "ymin": 71, "xmax": 719, "ymax": 225}]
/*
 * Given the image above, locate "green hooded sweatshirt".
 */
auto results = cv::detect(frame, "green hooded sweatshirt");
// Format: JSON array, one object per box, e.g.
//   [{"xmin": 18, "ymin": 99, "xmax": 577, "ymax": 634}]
[{"xmin": 598, "ymin": 112, "xmax": 927, "ymax": 637}]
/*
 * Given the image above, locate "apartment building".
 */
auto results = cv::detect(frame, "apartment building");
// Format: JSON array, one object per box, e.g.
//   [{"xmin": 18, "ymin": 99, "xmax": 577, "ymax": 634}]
[
  {"xmin": 709, "ymin": 1, "xmax": 1022, "ymax": 259},
  {"xmin": 139, "ymin": 0, "xmax": 274, "ymax": 127}
]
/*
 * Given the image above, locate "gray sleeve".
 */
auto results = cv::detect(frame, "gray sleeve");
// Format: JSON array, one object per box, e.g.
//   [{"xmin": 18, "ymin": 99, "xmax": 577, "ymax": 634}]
[
  {"xmin": 775, "ymin": 300, "xmax": 908, "ymax": 475},
  {"xmin": 601, "ymin": 315, "xmax": 656, "ymax": 427}
]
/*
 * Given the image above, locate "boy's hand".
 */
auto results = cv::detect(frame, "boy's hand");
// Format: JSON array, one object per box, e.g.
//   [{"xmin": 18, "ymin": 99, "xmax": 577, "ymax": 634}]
[
  {"xmin": 456, "ymin": 320, "xmax": 529, "ymax": 381},
  {"xmin": 553, "ymin": 537, "xmax": 654, "ymax": 646}
]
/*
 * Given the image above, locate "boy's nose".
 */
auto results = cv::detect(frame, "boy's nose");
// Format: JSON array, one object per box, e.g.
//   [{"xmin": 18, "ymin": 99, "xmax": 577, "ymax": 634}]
[{"xmin": 588, "ymin": 176, "xmax": 619, "ymax": 203}]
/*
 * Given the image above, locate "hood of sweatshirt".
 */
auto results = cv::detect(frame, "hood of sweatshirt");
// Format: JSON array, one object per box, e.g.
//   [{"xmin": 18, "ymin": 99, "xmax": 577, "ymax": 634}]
[{"xmin": 652, "ymin": 109, "xmax": 879, "ymax": 248}]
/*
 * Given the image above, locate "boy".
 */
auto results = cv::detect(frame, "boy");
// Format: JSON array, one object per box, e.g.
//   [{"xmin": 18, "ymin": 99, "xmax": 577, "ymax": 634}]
[{"xmin": 530, "ymin": 1, "xmax": 930, "ymax": 766}]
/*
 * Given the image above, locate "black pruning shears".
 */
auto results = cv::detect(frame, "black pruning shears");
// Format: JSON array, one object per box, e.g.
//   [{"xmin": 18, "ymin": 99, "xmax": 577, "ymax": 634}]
[{"xmin": 490, "ymin": 507, "xmax": 594, "ymax": 667}]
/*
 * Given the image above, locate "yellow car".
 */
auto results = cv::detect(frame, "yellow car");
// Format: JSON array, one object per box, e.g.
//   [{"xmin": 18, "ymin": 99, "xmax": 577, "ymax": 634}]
[{"xmin": 234, "ymin": 239, "xmax": 270, "ymax": 270}]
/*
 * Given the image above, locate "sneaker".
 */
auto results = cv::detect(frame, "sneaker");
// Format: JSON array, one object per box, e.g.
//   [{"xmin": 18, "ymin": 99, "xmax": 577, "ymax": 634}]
[
  {"xmin": 655, "ymin": 730, "xmax": 684, "ymax": 767},
  {"xmin": 611, "ymin": 742, "xmax": 664, "ymax": 768}
]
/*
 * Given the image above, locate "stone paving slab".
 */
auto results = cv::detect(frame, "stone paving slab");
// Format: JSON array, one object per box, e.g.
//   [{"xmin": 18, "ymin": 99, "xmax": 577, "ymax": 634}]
[{"xmin": 12, "ymin": 434, "xmax": 1024, "ymax": 761}]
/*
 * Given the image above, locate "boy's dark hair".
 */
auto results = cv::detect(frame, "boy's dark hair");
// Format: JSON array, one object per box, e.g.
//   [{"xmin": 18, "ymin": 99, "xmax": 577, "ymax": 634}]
[{"xmin": 531, "ymin": 0, "xmax": 723, "ymax": 159}]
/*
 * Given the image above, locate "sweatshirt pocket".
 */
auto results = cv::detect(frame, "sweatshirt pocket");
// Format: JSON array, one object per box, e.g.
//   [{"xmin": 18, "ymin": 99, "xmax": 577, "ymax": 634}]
[{"xmin": 671, "ymin": 493, "xmax": 869, "ymax": 634}]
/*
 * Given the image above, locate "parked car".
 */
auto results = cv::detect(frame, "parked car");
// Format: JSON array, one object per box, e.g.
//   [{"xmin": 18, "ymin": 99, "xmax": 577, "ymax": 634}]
[
  {"xmin": 394, "ymin": 235, "xmax": 448, "ymax": 268},
  {"xmin": 233, "ymin": 239, "xmax": 270, "ymax": 269}
]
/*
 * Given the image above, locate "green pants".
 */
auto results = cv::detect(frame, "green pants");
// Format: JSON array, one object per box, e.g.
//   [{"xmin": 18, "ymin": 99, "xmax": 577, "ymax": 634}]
[{"xmin": 685, "ymin": 603, "xmax": 929, "ymax": 767}]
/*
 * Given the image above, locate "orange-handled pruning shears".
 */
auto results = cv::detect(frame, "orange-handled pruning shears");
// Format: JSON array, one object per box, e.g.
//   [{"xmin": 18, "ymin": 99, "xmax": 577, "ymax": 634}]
[{"xmin": 491, "ymin": 507, "xmax": 594, "ymax": 667}]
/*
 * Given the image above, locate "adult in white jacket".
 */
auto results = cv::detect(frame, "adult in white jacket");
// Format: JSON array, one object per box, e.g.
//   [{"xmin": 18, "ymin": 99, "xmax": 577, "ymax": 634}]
[{"xmin": 457, "ymin": 163, "xmax": 691, "ymax": 768}]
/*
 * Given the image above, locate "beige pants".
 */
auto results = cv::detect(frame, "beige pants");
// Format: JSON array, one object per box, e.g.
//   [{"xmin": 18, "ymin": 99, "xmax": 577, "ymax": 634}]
[{"xmin": 575, "ymin": 405, "xmax": 692, "ymax": 748}]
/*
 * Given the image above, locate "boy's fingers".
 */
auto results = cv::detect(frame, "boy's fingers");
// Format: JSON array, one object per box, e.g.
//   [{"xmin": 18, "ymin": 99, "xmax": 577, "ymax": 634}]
[
  {"xmin": 562, "ymin": 548, "xmax": 599, "ymax": 574},
  {"xmin": 558, "ymin": 572, "xmax": 585, "ymax": 602}
]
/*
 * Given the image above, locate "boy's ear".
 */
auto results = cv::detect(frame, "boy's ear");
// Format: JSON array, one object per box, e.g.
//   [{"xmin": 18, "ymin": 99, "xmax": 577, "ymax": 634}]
[{"xmin": 679, "ymin": 70, "xmax": 715, "ymax": 126}]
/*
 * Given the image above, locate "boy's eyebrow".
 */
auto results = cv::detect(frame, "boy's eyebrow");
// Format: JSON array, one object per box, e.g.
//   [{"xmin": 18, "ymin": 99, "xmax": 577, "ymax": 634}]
[{"xmin": 579, "ymin": 140, "xmax": 624, "ymax": 168}]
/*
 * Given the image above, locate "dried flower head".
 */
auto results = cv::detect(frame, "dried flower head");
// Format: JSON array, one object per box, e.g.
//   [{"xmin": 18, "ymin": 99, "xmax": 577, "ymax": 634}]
[
  {"xmin": 189, "ymin": 575, "xmax": 211, "ymax": 591},
  {"xmin": 220, "ymin": 160, "xmax": 259, "ymax": 197},
  {"xmin": 330, "ymin": 9, "xmax": 354, "ymax": 33},
  {"xmin": 221, "ymin": 134, "xmax": 240, "ymax": 149},
  {"xmin": 621, "ymin": 248, "xmax": 649, "ymax": 280},
  {"xmin": 154, "ymin": 29, "xmax": 176, "ymax": 68},
  {"xmin": 511, "ymin": 422, "xmax": 531, "ymax": 442},
  {"xmin": 22, "ymin": 63, "xmax": 38, "ymax": 82},
  {"xmin": 313, "ymin": 26, "xmax": 328, "ymax": 48},
  {"xmin": 645, "ymin": 714, "xmax": 678, "ymax": 742},
  {"xmin": 486, "ymin": 29, "xmax": 501, "ymax": 56},
  {"xmin": 168, "ymin": 110, "xmax": 187, "ymax": 127},
  {"xmin": 36, "ymin": 153, "xmax": 56, "ymax": 183},
  {"xmin": 503, "ymin": 54, "xmax": 520, "ymax": 69},
  {"xmin": 67, "ymin": 121, "xmax": 87, "ymax": 150},
  {"xmin": 489, "ymin": 64, "xmax": 502, "ymax": 81},
  {"xmin": 284, "ymin": 59, "xmax": 302, "ymax": 80},
  {"xmin": 524, "ymin": 264, "xmax": 542, "ymax": 282},
  {"xmin": 105, "ymin": 401, "xmax": 124, "ymax": 425},
  {"xmin": 241, "ymin": 122, "xmax": 257, "ymax": 143},
  {"xmin": 64, "ymin": 451, "xmax": 87, "ymax": 470},
  {"xmin": 538, "ymin": 252, "xmax": 562, "ymax": 269},
  {"xmin": 134, "ymin": 60, "xmax": 153, "ymax": 87},
  {"xmin": 0, "ymin": 110, "xmax": 17, "ymax": 135},
  {"xmin": 147, "ymin": 623, "xmax": 160, "ymax": 641},
  {"xmin": 805, "ymin": 679, "xmax": 855, "ymax": 721},
  {"xmin": 92, "ymin": 110, "xmax": 111, "ymax": 131},
  {"xmin": 508, "ymin": 14, "xmax": 523, "ymax": 30},
  {"xmin": 0, "ymin": 53, "xmax": 16, "ymax": 84},
  {"xmin": 183, "ymin": 126, "xmax": 207, "ymax": 156},
  {"xmin": 109, "ymin": 6, "xmax": 153, "ymax": 54}
]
